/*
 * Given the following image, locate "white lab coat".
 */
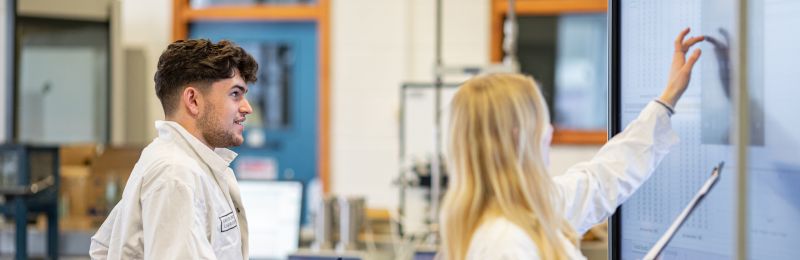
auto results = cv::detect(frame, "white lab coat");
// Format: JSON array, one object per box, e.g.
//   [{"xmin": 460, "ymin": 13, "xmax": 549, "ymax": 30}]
[
  {"xmin": 90, "ymin": 121, "xmax": 249, "ymax": 260},
  {"xmin": 466, "ymin": 101, "xmax": 678, "ymax": 259}
]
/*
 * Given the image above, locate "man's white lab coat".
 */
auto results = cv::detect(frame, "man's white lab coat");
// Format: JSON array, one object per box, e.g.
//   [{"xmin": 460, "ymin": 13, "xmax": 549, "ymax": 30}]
[
  {"xmin": 466, "ymin": 101, "xmax": 679, "ymax": 259},
  {"xmin": 90, "ymin": 121, "xmax": 249, "ymax": 260}
]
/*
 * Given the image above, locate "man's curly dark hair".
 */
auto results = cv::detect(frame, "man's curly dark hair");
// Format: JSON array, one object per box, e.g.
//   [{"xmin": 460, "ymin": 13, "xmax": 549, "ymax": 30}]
[{"xmin": 154, "ymin": 39, "xmax": 258, "ymax": 115}]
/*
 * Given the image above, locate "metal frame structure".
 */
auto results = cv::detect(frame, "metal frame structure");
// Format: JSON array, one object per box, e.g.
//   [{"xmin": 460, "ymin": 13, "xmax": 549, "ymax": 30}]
[
  {"xmin": 607, "ymin": 1, "xmax": 622, "ymax": 259},
  {"xmin": 2, "ymin": 0, "xmax": 14, "ymax": 144},
  {"xmin": 420, "ymin": 0, "xmax": 519, "ymax": 245},
  {"xmin": 396, "ymin": 82, "xmax": 459, "ymax": 239},
  {"xmin": 0, "ymin": 145, "xmax": 60, "ymax": 260}
]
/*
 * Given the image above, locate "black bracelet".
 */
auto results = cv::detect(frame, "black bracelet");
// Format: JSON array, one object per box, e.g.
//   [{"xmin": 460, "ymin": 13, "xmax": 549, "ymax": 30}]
[{"xmin": 654, "ymin": 99, "xmax": 675, "ymax": 116}]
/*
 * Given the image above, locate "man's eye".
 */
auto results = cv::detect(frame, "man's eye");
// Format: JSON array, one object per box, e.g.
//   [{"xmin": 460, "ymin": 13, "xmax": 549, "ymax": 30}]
[{"xmin": 231, "ymin": 92, "xmax": 240, "ymax": 97}]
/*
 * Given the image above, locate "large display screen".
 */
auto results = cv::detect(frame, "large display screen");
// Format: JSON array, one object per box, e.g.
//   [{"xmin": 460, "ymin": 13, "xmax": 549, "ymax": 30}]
[{"xmin": 612, "ymin": 0, "xmax": 800, "ymax": 259}]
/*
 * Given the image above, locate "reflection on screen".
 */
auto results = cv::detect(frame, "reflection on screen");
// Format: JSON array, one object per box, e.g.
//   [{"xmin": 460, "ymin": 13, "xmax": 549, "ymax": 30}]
[
  {"xmin": 746, "ymin": 0, "xmax": 800, "ymax": 258},
  {"xmin": 618, "ymin": 0, "xmax": 800, "ymax": 259}
]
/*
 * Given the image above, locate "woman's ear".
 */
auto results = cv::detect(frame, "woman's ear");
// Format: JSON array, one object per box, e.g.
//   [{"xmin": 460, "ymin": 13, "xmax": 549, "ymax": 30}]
[
  {"xmin": 542, "ymin": 124, "xmax": 554, "ymax": 147},
  {"xmin": 182, "ymin": 86, "xmax": 202, "ymax": 116},
  {"xmin": 541, "ymin": 124, "xmax": 554, "ymax": 167}
]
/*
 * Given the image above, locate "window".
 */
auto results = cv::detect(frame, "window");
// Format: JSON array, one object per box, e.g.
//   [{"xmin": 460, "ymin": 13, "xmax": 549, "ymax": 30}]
[
  {"xmin": 16, "ymin": 17, "xmax": 110, "ymax": 144},
  {"xmin": 491, "ymin": 0, "xmax": 608, "ymax": 144}
]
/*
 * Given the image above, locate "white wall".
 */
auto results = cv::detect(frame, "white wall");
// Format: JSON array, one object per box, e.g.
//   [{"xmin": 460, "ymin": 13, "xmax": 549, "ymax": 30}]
[
  {"xmin": 329, "ymin": 0, "xmax": 408, "ymax": 211},
  {"xmin": 120, "ymin": 0, "xmax": 171, "ymax": 141},
  {"xmin": 549, "ymin": 145, "xmax": 601, "ymax": 175}
]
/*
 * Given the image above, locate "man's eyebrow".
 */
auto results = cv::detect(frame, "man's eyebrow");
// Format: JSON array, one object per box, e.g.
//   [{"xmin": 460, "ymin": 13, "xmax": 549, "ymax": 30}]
[{"xmin": 232, "ymin": 85, "xmax": 248, "ymax": 93}]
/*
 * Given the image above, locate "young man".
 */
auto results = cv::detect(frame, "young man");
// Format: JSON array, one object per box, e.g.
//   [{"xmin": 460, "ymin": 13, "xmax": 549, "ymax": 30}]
[{"xmin": 90, "ymin": 39, "xmax": 257, "ymax": 259}]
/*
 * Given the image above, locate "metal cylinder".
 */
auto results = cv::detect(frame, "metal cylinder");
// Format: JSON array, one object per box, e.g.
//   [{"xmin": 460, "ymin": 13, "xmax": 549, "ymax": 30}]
[
  {"xmin": 311, "ymin": 195, "xmax": 336, "ymax": 251},
  {"xmin": 336, "ymin": 196, "xmax": 365, "ymax": 251}
]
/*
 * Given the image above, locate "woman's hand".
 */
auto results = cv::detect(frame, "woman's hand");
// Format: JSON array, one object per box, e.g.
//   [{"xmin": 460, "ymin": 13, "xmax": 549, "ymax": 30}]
[{"xmin": 659, "ymin": 28, "xmax": 705, "ymax": 108}]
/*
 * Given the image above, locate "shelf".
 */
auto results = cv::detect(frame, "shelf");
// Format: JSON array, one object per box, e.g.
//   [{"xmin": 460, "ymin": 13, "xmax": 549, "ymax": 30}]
[
  {"xmin": 552, "ymin": 129, "xmax": 607, "ymax": 145},
  {"xmin": 182, "ymin": 5, "xmax": 323, "ymax": 21},
  {"xmin": 493, "ymin": 0, "xmax": 607, "ymax": 15}
]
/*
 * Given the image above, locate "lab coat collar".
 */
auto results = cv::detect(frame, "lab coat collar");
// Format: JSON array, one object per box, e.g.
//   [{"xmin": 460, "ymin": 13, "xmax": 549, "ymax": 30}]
[{"xmin": 155, "ymin": 120, "xmax": 238, "ymax": 174}]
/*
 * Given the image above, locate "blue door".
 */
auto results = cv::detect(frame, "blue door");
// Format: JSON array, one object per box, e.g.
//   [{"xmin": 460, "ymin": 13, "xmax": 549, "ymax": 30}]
[{"xmin": 190, "ymin": 21, "xmax": 318, "ymax": 223}]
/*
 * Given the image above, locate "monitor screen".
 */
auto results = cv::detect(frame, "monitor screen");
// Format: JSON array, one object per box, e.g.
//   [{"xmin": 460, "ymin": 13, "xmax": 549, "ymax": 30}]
[
  {"xmin": 287, "ymin": 251, "xmax": 363, "ymax": 260},
  {"xmin": 611, "ymin": 0, "xmax": 800, "ymax": 259},
  {"xmin": 239, "ymin": 181, "xmax": 303, "ymax": 260},
  {"xmin": 413, "ymin": 250, "xmax": 437, "ymax": 260}
]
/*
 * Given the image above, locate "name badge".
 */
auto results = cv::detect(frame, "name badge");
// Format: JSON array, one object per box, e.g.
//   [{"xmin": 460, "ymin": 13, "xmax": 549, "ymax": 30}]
[{"xmin": 219, "ymin": 211, "xmax": 238, "ymax": 232}]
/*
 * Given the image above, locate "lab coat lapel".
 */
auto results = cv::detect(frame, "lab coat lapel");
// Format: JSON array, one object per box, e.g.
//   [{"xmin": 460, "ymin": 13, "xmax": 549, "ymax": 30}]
[
  {"xmin": 223, "ymin": 167, "xmax": 249, "ymax": 259},
  {"xmin": 213, "ymin": 149, "xmax": 247, "ymax": 259}
]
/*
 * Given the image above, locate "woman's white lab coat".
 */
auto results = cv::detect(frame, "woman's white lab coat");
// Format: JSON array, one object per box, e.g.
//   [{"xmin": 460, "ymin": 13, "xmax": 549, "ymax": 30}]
[
  {"xmin": 89, "ymin": 121, "xmax": 249, "ymax": 260},
  {"xmin": 466, "ymin": 101, "xmax": 678, "ymax": 259}
]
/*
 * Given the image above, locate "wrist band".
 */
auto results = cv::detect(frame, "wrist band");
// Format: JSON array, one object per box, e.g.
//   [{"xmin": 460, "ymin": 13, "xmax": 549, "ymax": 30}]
[{"xmin": 654, "ymin": 99, "xmax": 675, "ymax": 116}]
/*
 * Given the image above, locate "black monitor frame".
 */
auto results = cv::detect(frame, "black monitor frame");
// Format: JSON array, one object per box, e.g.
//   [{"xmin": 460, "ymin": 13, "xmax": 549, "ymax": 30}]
[{"xmin": 607, "ymin": 0, "xmax": 623, "ymax": 259}]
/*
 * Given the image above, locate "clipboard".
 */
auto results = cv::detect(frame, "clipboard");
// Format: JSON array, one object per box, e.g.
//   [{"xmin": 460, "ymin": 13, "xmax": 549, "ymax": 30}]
[{"xmin": 643, "ymin": 161, "xmax": 725, "ymax": 260}]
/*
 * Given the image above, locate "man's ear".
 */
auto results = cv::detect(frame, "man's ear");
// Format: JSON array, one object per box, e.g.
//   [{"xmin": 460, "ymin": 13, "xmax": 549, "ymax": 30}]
[{"xmin": 182, "ymin": 86, "xmax": 203, "ymax": 116}]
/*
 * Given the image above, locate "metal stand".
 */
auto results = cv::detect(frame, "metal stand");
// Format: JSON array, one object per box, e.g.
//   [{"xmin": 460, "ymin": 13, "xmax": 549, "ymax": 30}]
[
  {"xmin": 396, "ymin": 83, "xmax": 458, "ymax": 240},
  {"xmin": 0, "ymin": 145, "xmax": 60, "ymax": 260},
  {"xmin": 427, "ymin": 0, "xmax": 520, "ymax": 245},
  {"xmin": 394, "ymin": 0, "xmax": 521, "ymax": 249}
]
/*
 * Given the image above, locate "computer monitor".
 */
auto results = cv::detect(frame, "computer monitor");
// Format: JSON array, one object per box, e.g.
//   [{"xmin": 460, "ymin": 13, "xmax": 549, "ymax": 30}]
[
  {"xmin": 413, "ymin": 249, "xmax": 437, "ymax": 260},
  {"xmin": 287, "ymin": 256, "xmax": 361, "ymax": 260},
  {"xmin": 287, "ymin": 251, "xmax": 364, "ymax": 260},
  {"xmin": 610, "ymin": 0, "xmax": 800, "ymax": 259},
  {"xmin": 239, "ymin": 181, "xmax": 303, "ymax": 260}
]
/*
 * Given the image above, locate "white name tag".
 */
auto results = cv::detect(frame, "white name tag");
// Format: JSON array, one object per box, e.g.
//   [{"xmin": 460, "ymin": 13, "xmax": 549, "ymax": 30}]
[{"xmin": 219, "ymin": 211, "xmax": 238, "ymax": 232}]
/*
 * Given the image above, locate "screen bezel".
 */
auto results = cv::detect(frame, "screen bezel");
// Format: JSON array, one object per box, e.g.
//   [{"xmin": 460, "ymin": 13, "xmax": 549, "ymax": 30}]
[{"xmin": 608, "ymin": 0, "xmax": 623, "ymax": 259}]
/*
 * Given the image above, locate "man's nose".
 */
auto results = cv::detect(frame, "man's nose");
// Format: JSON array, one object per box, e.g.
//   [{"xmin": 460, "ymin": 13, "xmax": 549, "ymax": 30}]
[{"xmin": 241, "ymin": 98, "xmax": 253, "ymax": 114}]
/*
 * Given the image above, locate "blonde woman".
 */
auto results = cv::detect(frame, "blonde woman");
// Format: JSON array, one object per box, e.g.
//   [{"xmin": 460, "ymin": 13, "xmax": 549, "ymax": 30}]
[{"xmin": 439, "ymin": 28, "xmax": 704, "ymax": 259}]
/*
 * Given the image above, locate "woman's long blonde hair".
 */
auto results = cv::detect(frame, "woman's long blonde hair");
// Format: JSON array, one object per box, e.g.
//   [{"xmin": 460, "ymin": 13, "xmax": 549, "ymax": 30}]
[{"xmin": 439, "ymin": 73, "xmax": 579, "ymax": 259}]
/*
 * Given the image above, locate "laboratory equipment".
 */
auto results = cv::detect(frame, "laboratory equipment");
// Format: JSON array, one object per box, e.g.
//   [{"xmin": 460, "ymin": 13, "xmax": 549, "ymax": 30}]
[{"xmin": 0, "ymin": 145, "xmax": 59, "ymax": 260}]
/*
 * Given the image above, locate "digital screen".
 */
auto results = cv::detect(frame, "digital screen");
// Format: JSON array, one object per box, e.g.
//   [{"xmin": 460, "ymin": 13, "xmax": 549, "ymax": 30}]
[
  {"xmin": 616, "ymin": 0, "xmax": 800, "ymax": 259},
  {"xmin": 240, "ymin": 181, "xmax": 303, "ymax": 260}
]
